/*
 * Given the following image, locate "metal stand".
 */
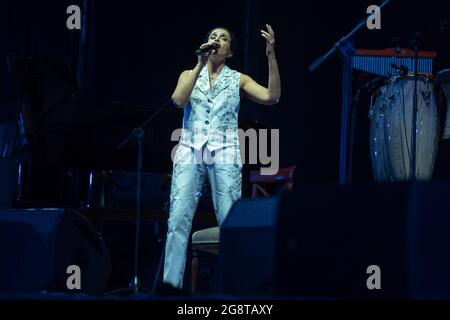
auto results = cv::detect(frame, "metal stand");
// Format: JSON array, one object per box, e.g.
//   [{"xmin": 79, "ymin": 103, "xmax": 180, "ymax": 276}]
[
  {"xmin": 308, "ymin": 0, "xmax": 391, "ymax": 185},
  {"xmin": 103, "ymin": 99, "xmax": 172, "ymax": 296},
  {"xmin": 339, "ymin": 42, "xmax": 355, "ymax": 185},
  {"xmin": 151, "ymin": 238, "xmax": 166, "ymax": 293},
  {"xmin": 410, "ymin": 34, "xmax": 420, "ymax": 181}
]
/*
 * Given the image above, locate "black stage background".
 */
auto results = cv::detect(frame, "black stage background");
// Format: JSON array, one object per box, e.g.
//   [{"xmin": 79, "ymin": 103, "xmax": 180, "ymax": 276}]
[{"xmin": 3, "ymin": 0, "xmax": 450, "ymax": 183}]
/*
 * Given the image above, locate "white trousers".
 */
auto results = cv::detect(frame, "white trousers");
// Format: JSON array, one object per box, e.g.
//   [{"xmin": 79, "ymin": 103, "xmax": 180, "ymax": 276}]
[{"xmin": 163, "ymin": 144, "xmax": 242, "ymax": 288}]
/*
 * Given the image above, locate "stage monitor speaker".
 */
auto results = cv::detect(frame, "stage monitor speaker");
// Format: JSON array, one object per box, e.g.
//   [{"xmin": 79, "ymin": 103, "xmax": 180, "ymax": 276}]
[
  {"xmin": 219, "ymin": 182, "xmax": 450, "ymax": 299},
  {"xmin": 0, "ymin": 208, "xmax": 111, "ymax": 294},
  {"xmin": 219, "ymin": 196, "xmax": 280, "ymax": 296},
  {"xmin": 276, "ymin": 181, "xmax": 450, "ymax": 299}
]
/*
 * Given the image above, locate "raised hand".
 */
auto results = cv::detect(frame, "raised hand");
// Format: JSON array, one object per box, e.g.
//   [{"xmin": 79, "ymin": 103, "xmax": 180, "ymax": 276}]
[{"xmin": 261, "ymin": 24, "xmax": 276, "ymax": 57}]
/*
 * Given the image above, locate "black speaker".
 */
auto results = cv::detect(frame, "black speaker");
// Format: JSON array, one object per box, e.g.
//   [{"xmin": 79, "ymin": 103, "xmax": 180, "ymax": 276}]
[
  {"xmin": 276, "ymin": 182, "xmax": 450, "ymax": 299},
  {"xmin": 219, "ymin": 196, "xmax": 280, "ymax": 296},
  {"xmin": 0, "ymin": 208, "xmax": 111, "ymax": 294}
]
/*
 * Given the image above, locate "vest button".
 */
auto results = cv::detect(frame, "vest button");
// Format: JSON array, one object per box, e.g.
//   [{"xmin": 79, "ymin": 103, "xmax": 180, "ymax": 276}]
[
  {"xmin": 205, "ymin": 121, "xmax": 209, "ymax": 125},
  {"xmin": 207, "ymin": 99, "xmax": 212, "ymax": 103},
  {"xmin": 206, "ymin": 109, "xmax": 210, "ymax": 113}
]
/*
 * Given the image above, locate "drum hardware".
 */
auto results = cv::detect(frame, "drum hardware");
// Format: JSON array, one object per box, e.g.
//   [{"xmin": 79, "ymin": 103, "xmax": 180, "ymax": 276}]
[
  {"xmin": 409, "ymin": 33, "xmax": 421, "ymax": 181},
  {"xmin": 390, "ymin": 63, "xmax": 409, "ymax": 77},
  {"xmin": 369, "ymin": 76, "xmax": 439, "ymax": 182},
  {"xmin": 348, "ymin": 17, "xmax": 448, "ymax": 182},
  {"xmin": 422, "ymin": 91, "xmax": 432, "ymax": 106},
  {"xmin": 389, "ymin": 20, "xmax": 449, "ymax": 180},
  {"xmin": 308, "ymin": 0, "xmax": 393, "ymax": 184},
  {"xmin": 368, "ymin": 95, "xmax": 376, "ymax": 119},
  {"xmin": 436, "ymin": 69, "xmax": 450, "ymax": 140}
]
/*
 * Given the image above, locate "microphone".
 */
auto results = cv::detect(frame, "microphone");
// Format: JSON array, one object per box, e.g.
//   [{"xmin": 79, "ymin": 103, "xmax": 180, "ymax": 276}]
[
  {"xmin": 390, "ymin": 63, "xmax": 409, "ymax": 76},
  {"xmin": 195, "ymin": 43, "xmax": 219, "ymax": 56}
]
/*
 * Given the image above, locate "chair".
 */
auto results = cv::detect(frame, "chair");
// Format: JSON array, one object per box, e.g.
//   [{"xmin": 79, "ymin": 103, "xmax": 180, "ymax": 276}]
[
  {"xmin": 190, "ymin": 165, "xmax": 296, "ymax": 294},
  {"xmin": 250, "ymin": 165, "xmax": 296, "ymax": 197}
]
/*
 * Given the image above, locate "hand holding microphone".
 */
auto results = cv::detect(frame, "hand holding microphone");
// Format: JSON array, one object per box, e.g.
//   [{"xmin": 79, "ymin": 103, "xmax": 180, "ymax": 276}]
[
  {"xmin": 195, "ymin": 41, "xmax": 219, "ymax": 66},
  {"xmin": 195, "ymin": 42, "xmax": 219, "ymax": 56}
]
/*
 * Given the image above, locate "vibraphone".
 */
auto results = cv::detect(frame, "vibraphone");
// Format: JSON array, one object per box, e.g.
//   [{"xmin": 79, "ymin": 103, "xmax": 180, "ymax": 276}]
[{"xmin": 351, "ymin": 47, "xmax": 437, "ymax": 76}]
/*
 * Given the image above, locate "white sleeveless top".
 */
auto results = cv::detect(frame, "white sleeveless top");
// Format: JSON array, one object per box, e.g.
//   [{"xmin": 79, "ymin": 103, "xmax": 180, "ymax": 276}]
[{"xmin": 179, "ymin": 65, "xmax": 241, "ymax": 150}]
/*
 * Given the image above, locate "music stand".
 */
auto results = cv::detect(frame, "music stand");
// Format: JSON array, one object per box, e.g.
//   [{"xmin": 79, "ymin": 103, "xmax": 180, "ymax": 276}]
[
  {"xmin": 104, "ymin": 99, "xmax": 172, "ymax": 296},
  {"xmin": 308, "ymin": 0, "xmax": 391, "ymax": 185}
]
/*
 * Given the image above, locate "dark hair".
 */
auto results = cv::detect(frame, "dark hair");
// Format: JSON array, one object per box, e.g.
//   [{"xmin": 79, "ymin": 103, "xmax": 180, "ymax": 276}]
[{"xmin": 204, "ymin": 27, "xmax": 237, "ymax": 54}]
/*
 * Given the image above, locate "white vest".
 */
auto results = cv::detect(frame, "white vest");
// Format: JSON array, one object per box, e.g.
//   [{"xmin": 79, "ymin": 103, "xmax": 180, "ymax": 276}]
[{"xmin": 179, "ymin": 65, "xmax": 241, "ymax": 151}]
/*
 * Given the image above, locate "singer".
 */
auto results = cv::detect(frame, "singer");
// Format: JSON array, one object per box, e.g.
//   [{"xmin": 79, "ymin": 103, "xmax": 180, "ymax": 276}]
[{"xmin": 161, "ymin": 25, "xmax": 281, "ymax": 292}]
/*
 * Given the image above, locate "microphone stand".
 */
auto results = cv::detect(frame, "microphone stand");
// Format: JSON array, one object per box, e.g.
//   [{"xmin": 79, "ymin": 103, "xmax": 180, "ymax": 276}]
[
  {"xmin": 347, "ymin": 86, "xmax": 362, "ymax": 182},
  {"xmin": 103, "ymin": 98, "xmax": 172, "ymax": 296},
  {"xmin": 410, "ymin": 33, "xmax": 420, "ymax": 181},
  {"xmin": 308, "ymin": 0, "xmax": 391, "ymax": 185}
]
